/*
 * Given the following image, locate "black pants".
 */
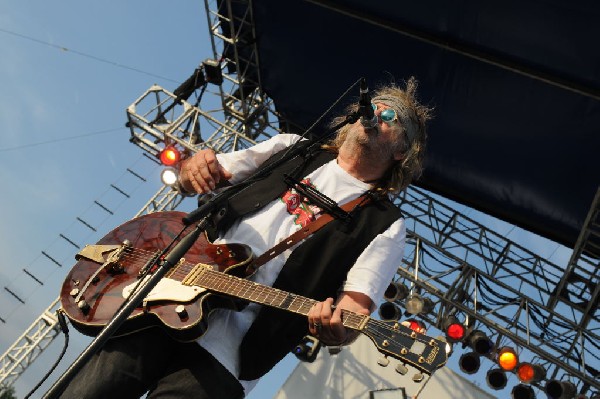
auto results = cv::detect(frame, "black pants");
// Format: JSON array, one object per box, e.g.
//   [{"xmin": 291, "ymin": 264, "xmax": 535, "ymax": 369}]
[{"xmin": 58, "ymin": 327, "xmax": 244, "ymax": 399}]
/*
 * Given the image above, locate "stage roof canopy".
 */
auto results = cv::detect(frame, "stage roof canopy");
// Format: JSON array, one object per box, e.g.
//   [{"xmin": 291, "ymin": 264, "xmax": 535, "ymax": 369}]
[{"xmin": 231, "ymin": 0, "xmax": 600, "ymax": 249}]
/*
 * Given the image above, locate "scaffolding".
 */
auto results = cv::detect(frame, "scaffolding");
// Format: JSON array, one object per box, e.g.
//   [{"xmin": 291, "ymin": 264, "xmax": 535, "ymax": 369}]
[{"xmin": 1, "ymin": 0, "xmax": 598, "ymax": 396}]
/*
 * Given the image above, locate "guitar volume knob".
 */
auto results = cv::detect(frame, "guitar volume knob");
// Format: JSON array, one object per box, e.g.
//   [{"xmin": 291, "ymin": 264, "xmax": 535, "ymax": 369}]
[
  {"xmin": 77, "ymin": 299, "xmax": 90, "ymax": 315},
  {"xmin": 175, "ymin": 305, "xmax": 188, "ymax": 319}
]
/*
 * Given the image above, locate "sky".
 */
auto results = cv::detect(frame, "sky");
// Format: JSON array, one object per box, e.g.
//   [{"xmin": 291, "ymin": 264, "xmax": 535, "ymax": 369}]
[
  {"xmin": 0, "ymin": 1, "xmax": 581, "ymax": 399},
  {"xmin": 0, "ymin": 1, "xmax": 295, "ymax": 398}
]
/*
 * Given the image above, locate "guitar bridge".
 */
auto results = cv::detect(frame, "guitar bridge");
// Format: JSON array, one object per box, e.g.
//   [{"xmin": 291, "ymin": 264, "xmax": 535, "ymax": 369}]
[
  {"xmin": 73, "ymin": 240, "xmax": 132, "ymax": 307},
  {"xmin": 76, "ymin": 240, "xmax": 131, "ymax": 275}
]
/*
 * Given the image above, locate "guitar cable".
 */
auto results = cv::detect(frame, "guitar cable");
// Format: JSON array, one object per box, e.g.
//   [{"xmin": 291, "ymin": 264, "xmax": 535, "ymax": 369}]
[{"xmin": 24, "ymin": 309, "xmax": 70, "ymax": 399}]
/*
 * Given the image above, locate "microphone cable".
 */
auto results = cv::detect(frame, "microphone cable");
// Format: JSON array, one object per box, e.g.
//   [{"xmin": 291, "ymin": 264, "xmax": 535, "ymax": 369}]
[{"xmin": 24, "ymin": 309, "xmax": 70, "ymax": 399}]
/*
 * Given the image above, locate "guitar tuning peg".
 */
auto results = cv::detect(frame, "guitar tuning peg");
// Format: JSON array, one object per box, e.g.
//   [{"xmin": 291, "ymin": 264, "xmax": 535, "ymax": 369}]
[
  {"xmin": 396, "ymin": 363, "xmax": 408, "ymax": 375},
  {"xmin": 412, "ymin": 372, "xmax": 425, "ymax": 383},
  {"xmin": 377, "ymin": 356, "xmax": 390, "ymax": 367},
  {"xmin": 395, "ymin": 363, "xmax": 408, "ymax": 375}
]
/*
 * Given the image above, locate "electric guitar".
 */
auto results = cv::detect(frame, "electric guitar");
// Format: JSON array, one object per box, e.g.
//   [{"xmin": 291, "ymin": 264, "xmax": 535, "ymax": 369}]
[{"xmin": 60, "ymin": 211, "xmax": 447, "ymax": 375}]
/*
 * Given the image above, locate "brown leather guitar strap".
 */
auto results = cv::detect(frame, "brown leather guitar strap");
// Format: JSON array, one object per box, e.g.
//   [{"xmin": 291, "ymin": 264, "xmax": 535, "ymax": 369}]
[{"xmin": 246, "ymin": 193, "xmax": 371, "ymax": 274}]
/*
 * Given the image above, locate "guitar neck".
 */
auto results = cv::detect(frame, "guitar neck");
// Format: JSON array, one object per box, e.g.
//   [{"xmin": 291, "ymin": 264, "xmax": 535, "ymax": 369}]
[{"xmin": 191, "ymin": 266, "xmax": 368, "ymax": 331}]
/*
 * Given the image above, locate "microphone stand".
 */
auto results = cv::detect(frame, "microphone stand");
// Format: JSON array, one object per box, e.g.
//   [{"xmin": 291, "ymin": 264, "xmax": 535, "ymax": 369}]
[
  {"xmin": 43, "ymin": 216, "xmax": 210, "ymax": 398},
  {"xmin": 44, "ymin": 80, "xmax": 362, "ymax": 398}
]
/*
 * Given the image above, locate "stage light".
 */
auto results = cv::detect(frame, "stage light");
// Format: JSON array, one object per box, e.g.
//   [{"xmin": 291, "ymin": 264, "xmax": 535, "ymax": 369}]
[
  {"xmin": 497, "ymin": 346, "xmax": 519, "ymax": 372},
  {"xmin": 292, "ymin": 335, "xmax": 321, "ymax": 363},
  {"xmin": 202, "ymin": 59, "xmax": 223, "ymax": 85},
  {"xmin": 378, "ymin": 302, "xmax": 401, "ymax": 321},
  {"xmin": 404, "ymin": 294, "xmax": 423, "ymax": 314},
  {"xmin": 160, "ymin": 167, "xmax": 178, "ymax": 186},
  {"xmin": 401, "ymin": 318, "xmax": 427, "ymax": 334},
  {"xmin": 383, "ymin": 282, "xmax": 409, "ymax": 302},
  {"xmin": 517, "ymin": 362, "xmax": 546, "ymax": 384},
  {"xmin": 512, "ymin": 384, "xmax": 536, "ymax": 399},
  {"xmin": 486, "ymin": 368, "xmax": 508, "ymax": 390},
  {"xmin": 466, "ymin": 330, "xmax": 494, "ymax": 356},
  {"xmin": 545, "ymin": 380, "xmax": 576, "ymax": 399},
  {"xmin": 421, "ymin": 297, "xmax": 434, "ymax": 314},
  {"xmin": 441, "ymin": 315, "xmax": 466, "ymax": 343},
  {"xmin": 458, "ymin": 352, "xmax": 481, "ymax": 374},
  {"xmin": 404, "ymin": 294, "xmax": 434, "ymax": 315},
  {"xmin": 159, "ymin": 146, "xmax": 181, "ymax": 166}
]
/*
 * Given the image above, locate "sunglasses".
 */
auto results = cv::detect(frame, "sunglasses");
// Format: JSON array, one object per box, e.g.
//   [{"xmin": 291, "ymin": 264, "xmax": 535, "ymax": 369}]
[{"xmin": 371, "ymin": 103, "xmax": 398, "ymax": 126}]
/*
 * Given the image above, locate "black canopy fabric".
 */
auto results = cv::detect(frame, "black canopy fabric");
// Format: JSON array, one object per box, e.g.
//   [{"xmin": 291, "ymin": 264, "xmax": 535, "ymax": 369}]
[{"xmin": 230, "ymin": 0, "xmax": 600, "ymax": 249}]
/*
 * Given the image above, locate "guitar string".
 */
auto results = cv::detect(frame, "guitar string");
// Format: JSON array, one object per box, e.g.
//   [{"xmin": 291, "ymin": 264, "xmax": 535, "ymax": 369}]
[
  {"xmin": 193, "ymin": 268, "xmax": 437, "ymax": 355},
  {"xmin": 198, "ymin": 268, "xmax": 439, "ymax": 369},
  {"xmin": 105, "ymin": 248, "xmax": 440, "ymax": 368},
  {"xmin": 118, "ymin": 249, "xmax": 438, "ymax": 342}
]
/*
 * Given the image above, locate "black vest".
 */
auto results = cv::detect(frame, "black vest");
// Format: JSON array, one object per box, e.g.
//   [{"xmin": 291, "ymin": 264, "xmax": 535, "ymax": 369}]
[{"xmin": 214, "ymin": 143, "xmax": 402, "ymax": 380}]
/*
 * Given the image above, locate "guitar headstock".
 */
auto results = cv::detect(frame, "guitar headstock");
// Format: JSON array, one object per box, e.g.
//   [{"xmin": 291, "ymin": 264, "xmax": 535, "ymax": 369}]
[{"xmin": 361, "ymin": 318, "xmax": 448, "ymax": 375}]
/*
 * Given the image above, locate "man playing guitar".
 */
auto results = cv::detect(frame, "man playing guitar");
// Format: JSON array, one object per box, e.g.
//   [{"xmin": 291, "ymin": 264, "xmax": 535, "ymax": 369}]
[{"xmin": 59, "ymin": 77, "xmax": 433, "ymax": 398}]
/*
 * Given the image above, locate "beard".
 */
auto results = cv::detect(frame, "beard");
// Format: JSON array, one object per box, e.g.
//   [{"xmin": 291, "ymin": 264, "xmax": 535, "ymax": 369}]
[{"xmin": 344, "ymin": 124, "xmax": 402, "ymax": 162}]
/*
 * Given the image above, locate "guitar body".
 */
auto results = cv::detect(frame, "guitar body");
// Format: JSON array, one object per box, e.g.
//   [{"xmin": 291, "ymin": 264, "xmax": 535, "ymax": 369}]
[{"xmin": 60, "ymin": 211, "xmax": 253, "ymax": 342}]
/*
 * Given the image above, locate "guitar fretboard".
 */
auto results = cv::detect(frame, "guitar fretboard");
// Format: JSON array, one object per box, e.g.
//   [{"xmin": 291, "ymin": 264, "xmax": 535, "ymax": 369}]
[{"xmin": 191, "ymin": 266, "xmax": 368, "ymax": 331}]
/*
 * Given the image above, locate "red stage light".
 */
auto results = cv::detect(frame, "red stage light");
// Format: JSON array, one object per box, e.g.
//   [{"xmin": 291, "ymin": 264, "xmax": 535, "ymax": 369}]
[
  {"xmin": 517, "ymin": 362, "xmax": 546, "ymax": 384},
  {"xmin": 442, "ymin": 316, "xmax": 466, "ymax": 342},
  {"xmin": 403, "ymin": 318, "xmax": 427, "ymax": 334},
  {"xmin": 159, "ymin": 146, "xmax": 181, "ymax": 166}
]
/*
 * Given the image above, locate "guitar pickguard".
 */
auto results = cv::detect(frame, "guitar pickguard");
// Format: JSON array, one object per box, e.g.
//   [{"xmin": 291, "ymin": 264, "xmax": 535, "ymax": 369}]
[{"xmin": 122, "ymin": 276, "xmax": 206, "ymax": 303}]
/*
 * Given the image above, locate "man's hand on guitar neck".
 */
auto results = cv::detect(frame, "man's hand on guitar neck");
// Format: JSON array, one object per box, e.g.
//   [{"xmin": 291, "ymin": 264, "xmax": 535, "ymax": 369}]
[
  {"xmin": 180, "ymin": 149, "xmax": 233, "ymax": 194},
  {"xmin": 307, "ymin": 292, "xmax": 372, "ymax": 346}
]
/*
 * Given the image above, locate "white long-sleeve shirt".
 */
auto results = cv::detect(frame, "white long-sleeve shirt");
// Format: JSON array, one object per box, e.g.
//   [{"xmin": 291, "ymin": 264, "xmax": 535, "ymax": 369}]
[{"xmin": 196, "ymin": 134, "xmax": 405, "ymax": 394}]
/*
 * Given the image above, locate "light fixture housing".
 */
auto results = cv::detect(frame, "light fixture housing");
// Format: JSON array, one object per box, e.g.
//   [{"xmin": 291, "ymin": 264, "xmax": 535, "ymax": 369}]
[
  {"xmin": 383, "ymin": 282, "xmax": 409, "ymax": 302},
  {"xmin": 486, "ymin": 368, "xmax": 508, "ymax": 390},
  {"xmin": 517, "ymin": 362, "xmax": 546, "ymax": 384},
  {"xmin": 404, "ymin": 294, "xmax": 424, "ymax": 315},
  {"xmin": 378, "ymin": 302, "xmax": 401, "ymax": 321},
  {"xmin": 545, "ymin": 380, "xmax": 577, "ymax": 399},
  {"xmin": 466, "ymin": 330, "xmax": 494, "ymax": 356},
  {"xmin": 458, "ymin": 352, "xmax": 481, "ymax": 374},
  {"xmin": 511, "ymin": 384, "xmax": 536, "ymax": 399},
  {"xmin": 442, "ymin": 315, "xmax": 466, "ymax": 343}
]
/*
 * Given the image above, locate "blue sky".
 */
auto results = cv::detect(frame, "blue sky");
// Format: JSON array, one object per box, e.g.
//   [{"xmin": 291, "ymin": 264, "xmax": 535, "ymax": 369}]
[
  {"xmin": 0, "ymin": 1, "xmax": 294, "ymax": 397},
  {"xmin": 0, "ymin": 1, "xmax": 579, "ymax": 399}
]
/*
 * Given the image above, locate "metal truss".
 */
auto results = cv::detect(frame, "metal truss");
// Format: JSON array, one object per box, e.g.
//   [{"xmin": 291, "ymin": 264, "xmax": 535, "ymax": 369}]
[
  {"xmin": 393, "ymin": 186, "xmax": 599, "ymax": 392},
  {"xmin": 2, "ymin": 0, "xmax": 597, "ymax": 396},
  {"xmin": 0, "ymin": 0, "xmax": 279, "ymax": 388},
  {"xmin": 0, "ymin": 299, "xmax": 61, "ymax": 388}
]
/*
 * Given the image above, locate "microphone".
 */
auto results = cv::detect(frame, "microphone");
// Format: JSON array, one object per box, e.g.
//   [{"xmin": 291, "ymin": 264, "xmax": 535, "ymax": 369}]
[{"xmin": 359, "ymin": 78, "xmax": 377, "ymax": 129}]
